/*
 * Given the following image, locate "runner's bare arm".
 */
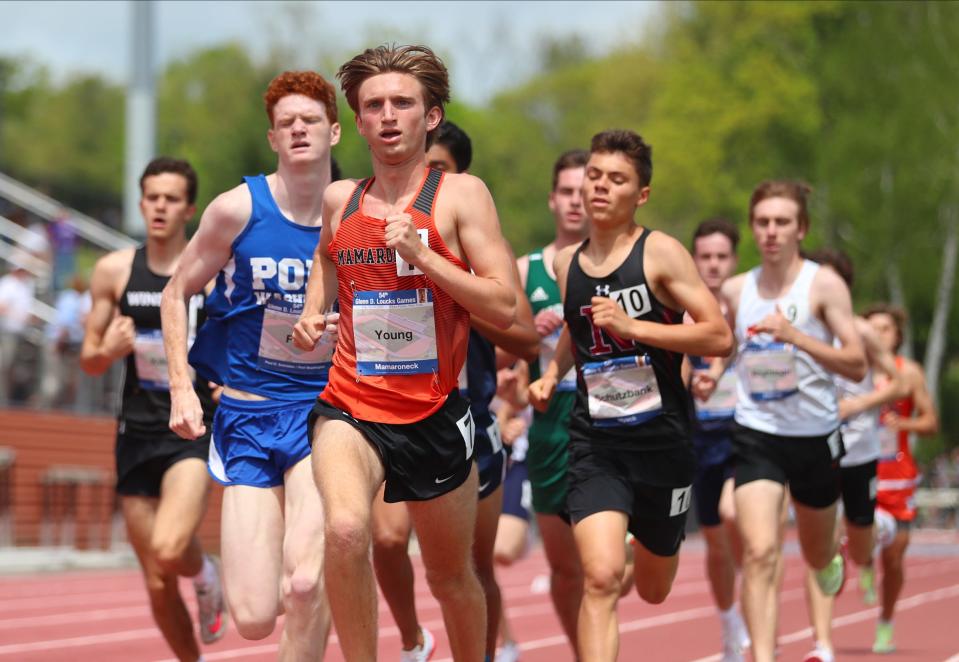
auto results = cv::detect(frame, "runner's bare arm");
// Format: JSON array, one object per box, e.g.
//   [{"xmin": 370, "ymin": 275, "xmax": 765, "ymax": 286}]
[
  {"xmin": 471, "ymin": 249, "xmax": 539, "ymax": 363},
  {"xmin": 293, "ymin": 181, "xmax": 351, "ymax": 350},
  {"xmin": 590, "ymin": 233, "xmax": 732, "ymax": 357},
  {"xmin": 751, "ymin": 266, "xmax": 866, "ymax": 381},
  {"xmin": 528, "ymin": 247, "xmax": 577, "ymax": 411},
  {"xmin": 838, "ymin": 318, "xmax": 907, "ymax": 419},
  {"xmin": 161, "ymin": 186, "xmax": 250, "ymax": 393},
  {"xmin": 161, "ymin": 186, "xmax": 249, "ymax": 439},
  {"xmin": 804, "ymin": 267, "xmax": 867, "ymax": 381},
  {"xmin": 80, "ymin": 249, "xmax": 135, "ymax": 375},
  {"xmin": 395, "ymin": 175, "xmax": 516, "ymax": 329},
  {"xmin": 896, "ymin": 360, "xmax": 939, "ymax": 436}
]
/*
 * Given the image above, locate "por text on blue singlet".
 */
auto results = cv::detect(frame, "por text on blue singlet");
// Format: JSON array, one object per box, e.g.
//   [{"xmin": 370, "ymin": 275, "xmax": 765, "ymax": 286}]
[{"xmin": 189, "ymin": 174, "xmax": 333, "ymax": 400}]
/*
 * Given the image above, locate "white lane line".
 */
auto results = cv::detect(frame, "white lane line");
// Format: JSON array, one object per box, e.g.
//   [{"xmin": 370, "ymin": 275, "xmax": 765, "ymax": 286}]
[
  {"xmin": 0, "ymin": 589, "xmax": 148, "ymax": 613},
  {"xmin": 0, "ymin": 628, "xmax": 161, "ymax": 655},
  {"xmin": 687, "ymin": 583, "xmax": 959, "ymax": 662},
  {"xmin": 0, "ymin": 605, "xmax": 152, "ymax": 630}
]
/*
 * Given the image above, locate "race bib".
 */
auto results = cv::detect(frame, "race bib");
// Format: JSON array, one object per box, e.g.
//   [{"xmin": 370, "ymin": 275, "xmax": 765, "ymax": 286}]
[
  {"xmin": 353, "ymin": 289, "xmax": 438, "ymax": 376},
  {"xmin": 538, "ymin": 304, "xmax": 576, "ymax": 391},
  {"xmin": 878, "ymin": 422, "xmax": 900, "ymax": 461},
  {"xmin": 257, "ymin": 298, "xmax": 334, "ymax": 375},
  {"xmin": 486, "ymin": 419, "xmax": 503, "ymax": 454},
  {"xmin": 696, "ymin": 369, "xmax": 737, "ymax": 424},
  {"xmin": 134, "ymin": 330, "xmax": 190, "ymax": 391},
  {"xmin": 395, "ymin": 228, "xmax": 430, "ymax": 277},
  {"xmin": 583, "ymin": 354, "xmax": 663, "ymax": 427},
  {"xmin": 741, "ymin": 341, "xmax": 798, "ymax": 401}
]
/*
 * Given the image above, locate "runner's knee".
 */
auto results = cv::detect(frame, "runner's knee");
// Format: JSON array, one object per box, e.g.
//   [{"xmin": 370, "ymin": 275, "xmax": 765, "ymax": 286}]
[
  {"xmin": 150, "ymin": 534, "xmax": 189, "ymax": 573},
  {"xmin": 325, "ymin": 513, "xmax": 371, "ymax": 557},
  {"xmin": 283, "ymin": 567, "xmax": 321, "ymax": 609},
  {"xmin": 372, "ymin": 525, "xmax": 409, "ymax": 555},
  {"xmin": 582, "ymin": 562, "xmax": 623, "ymax": 599},
  {"xmin": 143, "ymin": 571, "xmax": 178, "ymax": 607},
  {"xmin": 635, "ymin": 574, "xmax": 672, "ymax": 605},
  {"xmin": 424, "ymin": 560, "xmax": 475, "ymax": 603},
  {"xmin": 231, "ymin": 600, "xmax": 278, "ymax": 640},
  {"xmin": 743, "ymin": 539, "xmax": 779, "ymax": 574}
]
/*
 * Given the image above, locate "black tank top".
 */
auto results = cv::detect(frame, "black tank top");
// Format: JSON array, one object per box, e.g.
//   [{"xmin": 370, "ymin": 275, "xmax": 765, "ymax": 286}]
[
  {"xmin": 563, "ymin": 228, "xmax": 691, "ymax": 448},
  {"xmin": 117, "ymin": 246, "xmax": 214, "ymax": 435}
]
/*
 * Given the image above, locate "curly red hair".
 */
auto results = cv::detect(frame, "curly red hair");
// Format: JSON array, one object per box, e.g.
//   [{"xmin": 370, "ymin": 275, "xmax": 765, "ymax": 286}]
[{"xmin": 264, "ymin": 71, "xmax": 338, "ymax": 125}]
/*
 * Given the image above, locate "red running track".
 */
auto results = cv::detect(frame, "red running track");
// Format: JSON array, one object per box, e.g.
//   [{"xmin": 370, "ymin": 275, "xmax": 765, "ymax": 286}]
[{"xmin": 0, "ymin": 530, "xmax": 957, "ymax": 661}]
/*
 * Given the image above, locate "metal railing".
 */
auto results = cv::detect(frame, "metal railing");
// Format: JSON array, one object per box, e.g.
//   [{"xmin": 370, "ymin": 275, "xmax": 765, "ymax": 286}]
[{"xmin": 0, "ymin": 171, "xmax": 135, "ymax": 252}]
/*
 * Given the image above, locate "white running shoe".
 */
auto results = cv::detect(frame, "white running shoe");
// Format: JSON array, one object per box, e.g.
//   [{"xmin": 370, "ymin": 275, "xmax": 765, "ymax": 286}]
[
  {"xmin": 496, "ymin": 640, "xmax": 521, "ymax": 662},
  {"xmin": 195, "ymin": 555, "xmax": 228, "ymax": 645},
  {"xmin": 720, "ymin": 607, "xmax": 750, "ymax": 661},
  {"xmin": 400, "ymin": 626, "xmax": 435, "ymax": 662}
]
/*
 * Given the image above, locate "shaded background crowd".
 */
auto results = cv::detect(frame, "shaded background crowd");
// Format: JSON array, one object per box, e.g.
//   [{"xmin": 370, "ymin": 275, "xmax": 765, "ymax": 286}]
[{"xmin": 1, "ymin": 1, "xmax": 957, "ymax": 515}]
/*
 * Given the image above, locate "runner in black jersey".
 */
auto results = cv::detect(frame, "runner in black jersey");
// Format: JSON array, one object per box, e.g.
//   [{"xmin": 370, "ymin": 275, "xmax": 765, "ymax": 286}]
[
  {"xmin": 529, "ymin": 130, "xmax": 732, "ymax": 662},
  {"xmin": 80, "ymin": 157, "xmax": 226, "ymax": 661}
]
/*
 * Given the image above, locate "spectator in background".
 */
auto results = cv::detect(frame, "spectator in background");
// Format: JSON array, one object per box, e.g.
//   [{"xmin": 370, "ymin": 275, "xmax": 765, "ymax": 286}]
[
  {"xmin": 0, "ymin": 257, "xmax": 37, "ymax": 405},
  {"xmin": 48, "ymin": 208, "xmax": 79, "ymax": 292},
  {"xmin": 17, "ymin": 211, "xmax": 52, "ymax": 263},
  {"xmin": 39, "ymin": 273, "xmax": 91, "ymax": 409}
]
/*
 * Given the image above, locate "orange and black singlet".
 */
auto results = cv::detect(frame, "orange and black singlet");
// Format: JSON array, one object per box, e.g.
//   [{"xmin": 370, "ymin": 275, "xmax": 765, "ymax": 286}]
[{"xmin": 321, "ymin": 168, "xmax": 471, "ymax": 424}]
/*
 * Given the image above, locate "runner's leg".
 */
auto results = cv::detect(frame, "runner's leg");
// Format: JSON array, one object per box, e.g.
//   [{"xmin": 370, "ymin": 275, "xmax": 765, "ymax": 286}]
[
  {"xmin": 122, "ymin": 495, "xmax": 200, "ymax": 661},
  {"xmin": 408, "ymin": 464, "xmax": 486, "ymax": 662},
  {"xmin": 573, "ymin": 510, "xmax": 628, "ymax": 662},
  {"xmin": 313, "ymin": 418, "xmax": 385, "ymax": 660},
  {"xmin": 474, "ymin": 485, "xmax": 505, "ymax": 657},
  {"xmin": 735, "ymin": 479, "xmax": 786, "ymax": 662},
  {"xmin": 278, "ymin": 455, "xmax": 331, "ymax": 660},
  {"xmin": 879, "ymin": 528, "xmax": 911, "ymax": 622},
  {"xmin": 537, "ymin": 512, "xmax": 583, "ymax": 653},
  {"xmin": 372, "ymin": 489, "xmax": 423, "ymax": 650},
  {"xmin": 220, "ymin": 484, "xmax": 284, "ymax": 639}
]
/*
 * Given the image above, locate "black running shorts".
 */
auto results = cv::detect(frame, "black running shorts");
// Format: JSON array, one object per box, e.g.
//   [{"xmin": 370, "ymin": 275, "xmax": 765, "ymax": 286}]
[
  {"xmin": 566, "ymin": 440, "xmax": 696, "ymax": 557},
  {"xmin": 115, "ymin": 430, "xmax": 209, "ymax": 498},
  {"xmin": 840, "ymin": 459, "xmax": 878, "ymax": 526},
  {"xmin": 732, "ymin": 423, "xmax": 844, "ymax": 509},
  {"xmin": 694, "ymin": 455, "xmax": 735, "ymax": 528},
  {"xmin": 309, "ymin": 390, "xmax": 475, "ymax": 503}
]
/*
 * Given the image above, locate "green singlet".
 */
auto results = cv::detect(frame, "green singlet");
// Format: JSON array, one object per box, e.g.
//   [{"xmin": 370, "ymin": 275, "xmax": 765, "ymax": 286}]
[{"xmin": 524, "ymin": 248, "xmax": 576, "ymax": 515}]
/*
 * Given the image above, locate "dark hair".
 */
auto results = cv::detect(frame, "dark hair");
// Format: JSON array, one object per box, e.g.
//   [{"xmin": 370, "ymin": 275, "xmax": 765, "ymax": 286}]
[
  {"xmin": 863, "ymin": 302, "xmax": 907, "ymax": 351},
  {"xmin": 692, "ymin": 217, "xmax": 739, "ymax": 254},
  {"xmin": 589, "ymin": 129, "xmax": 653, "ymax": 187},
  {"xmin": 433, "ymin": 121, "xmax": 472, "ymax": 172},
  {"xmin": 331, "ymin": 157, "xmax": 342, "ymax": 182},
  {"xmin": 139, "ymin": 157, "xmax": 198, "ymax": 204},
  {"xmin": 338, "ymin": 44, "xmax": 450, "ymax": 146},
  {"xmin": 263, "ymin": 70, "xmax": 338, "ymax": 125},
  {"xmin": 804, "ymin": 247, "xmax": 854, "ymax": 288},
  {"xmin": 750, "ymin": 180, "xmax": 812, "ymax": 231},
  {"xmin": 551, "ymin": 149, "xmax": 588, "ymax": 191}
]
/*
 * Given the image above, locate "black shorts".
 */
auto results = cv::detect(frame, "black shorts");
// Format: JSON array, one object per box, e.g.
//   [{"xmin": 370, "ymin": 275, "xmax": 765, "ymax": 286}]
[
  {"xmin": 694, "ymin": 455, "xmax": 735, "ymax": 528},
  {"xmin": 501, "ymin": 459, "xmax": 531, "ymax": 521},
  {"xmin": 477, "ymin": 447, "xmax": 507, "ymax": 500},
  {"xmin": 115, "ymin": 429, "xmax": 209, "ymax": 498},
  {"xmin": 567, "ymin": 441, "xmax": 696, "ymax": 557},
  {"xmin": 732, "ymin": 423, "xmax": 844, "ymax": 509},
  {"xmin": 840, "ymin": 460, "xmax": 877, "ymax": 526},
  {"xmin": 309, "ymin": 390, "xmax": 474, "ymax": 503}
]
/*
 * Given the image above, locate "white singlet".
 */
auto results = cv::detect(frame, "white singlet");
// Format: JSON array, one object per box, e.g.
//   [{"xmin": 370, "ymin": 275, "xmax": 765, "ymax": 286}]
[
  {"xmin": 734, "ymin": 260, "xmax": 839, "ymax": 436},
  {"xmin": 834, "ymin": 336, "xmax": 880, "ymax": 466}
]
